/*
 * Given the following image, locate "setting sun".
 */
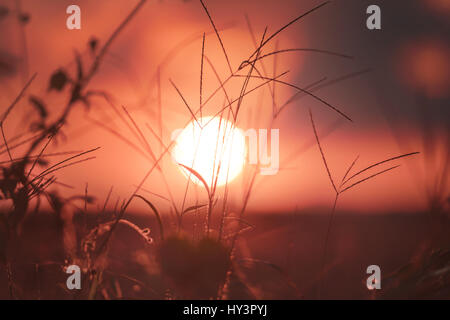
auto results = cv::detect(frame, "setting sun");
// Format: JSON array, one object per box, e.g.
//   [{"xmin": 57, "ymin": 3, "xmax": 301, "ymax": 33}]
[
  {"xmin": 173, "ymin": 117, "xmax": 246, "ymax": 187},
  {"xmin": 0, "ymin": 0, "xmax": 444, "ymax": 303}
]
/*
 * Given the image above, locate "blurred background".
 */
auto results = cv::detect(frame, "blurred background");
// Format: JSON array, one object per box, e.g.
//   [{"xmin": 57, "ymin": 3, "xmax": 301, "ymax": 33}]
[
  {"xmin": 0, "ymin": 0, "xmax": 448, "ymax": 299},
  {"xmin": 0, "ymin": 0, "xmax": 448, "ymax": 214}
]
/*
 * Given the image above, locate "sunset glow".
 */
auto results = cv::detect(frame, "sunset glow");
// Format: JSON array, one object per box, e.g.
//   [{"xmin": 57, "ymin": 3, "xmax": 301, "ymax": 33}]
[
  {"xmin": 173, "ymin": 117, "xmax": 246, "ymax": 187},
  {"xmin": 0, "ymin": 0, "xmax": 447, "ymax": 302}
]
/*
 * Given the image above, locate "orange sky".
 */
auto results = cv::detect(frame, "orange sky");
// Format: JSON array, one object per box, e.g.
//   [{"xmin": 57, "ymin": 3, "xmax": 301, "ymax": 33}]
[{"xmin": 0, "ymin": 0, "xmax": 447, "ymax": 214}]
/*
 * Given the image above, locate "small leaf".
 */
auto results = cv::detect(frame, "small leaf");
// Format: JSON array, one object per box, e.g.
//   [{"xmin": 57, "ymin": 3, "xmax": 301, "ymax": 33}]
[
  {"xmin": 84, "ymin": 195, "xmax": 96, "ymax": 204},
  {"xmin": 29, "ymin": 95, "xmax": 48, "ymax": 118},
  {"xmin": 48, "ymin": 69, "xmax": 68, "ymax": 92},
  {"xmin": 74, "ymin": 51, "xmax": 83, "ymax": 80},
  {"xmin": 0, "ymin": 52, "xmax": 18, "ymax": 77},
  {"xmin": 18, "ymin": 13, "xmax": 30, "ymax": 24},
  {"xmin": 29, "ymin": 121, "xmax": 46, "ymax": 132},
  {"xmin": 36, "ymin": 158, "xmax": 48, "ymax": 167},
  {"xmin": 69, "ymin": 83, "xmax": 82, "ymax": 103},
  {"xmin": 0, "ymin": 6, "xmax": 9, "ymax": 20},
  {"xmin": 88, "ymin": 37, "xmax": 99, "ymax": 52},
  {"xmin": 178, "ymin": 163, "xmax": 211, "ymax": 198},
  {"xmin": 182, "ymin": 204, "xmax": 207, "ymax": 216}
]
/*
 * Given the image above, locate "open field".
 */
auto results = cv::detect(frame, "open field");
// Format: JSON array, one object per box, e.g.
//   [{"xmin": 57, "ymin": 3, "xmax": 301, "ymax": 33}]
[{"xmin": 1, "ymin": 211, "xmax": 448, "ymax": 299}]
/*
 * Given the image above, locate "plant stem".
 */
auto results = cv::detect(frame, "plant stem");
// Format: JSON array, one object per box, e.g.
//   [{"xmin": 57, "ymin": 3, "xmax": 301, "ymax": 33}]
[{"xmin": 318, "ymin": 192, "xmax": 339, "ymax": 299}]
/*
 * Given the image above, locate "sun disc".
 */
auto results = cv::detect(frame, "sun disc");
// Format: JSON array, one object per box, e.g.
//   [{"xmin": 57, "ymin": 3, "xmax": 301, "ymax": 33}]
[{"xmin": 173, "ymin": 117, "xmax": 246, "ymax": 187}]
